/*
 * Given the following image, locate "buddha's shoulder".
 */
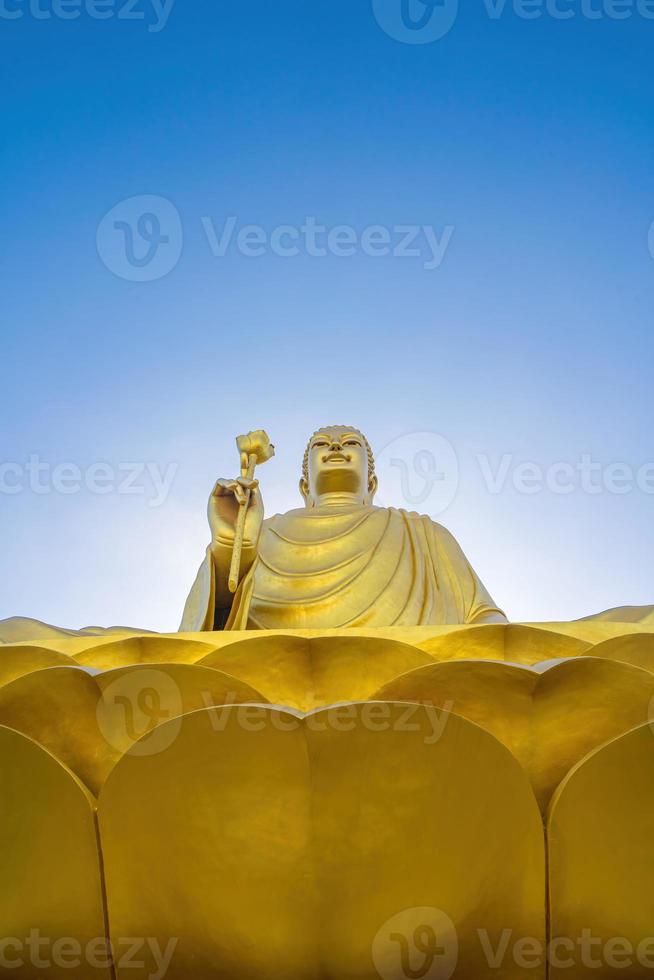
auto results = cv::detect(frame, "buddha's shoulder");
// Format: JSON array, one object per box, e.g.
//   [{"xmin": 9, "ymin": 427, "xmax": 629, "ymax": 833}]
[
  {"xmin": 402, "ymin": 510, "xmax": 458, "ymax": 532},
  {"xmin": 382, "ymin": 509, "xmax": 463, "ymax": 549},
  {"xmin": 377, "ymin": 505, "xmax": 444, "ymax": 525}
]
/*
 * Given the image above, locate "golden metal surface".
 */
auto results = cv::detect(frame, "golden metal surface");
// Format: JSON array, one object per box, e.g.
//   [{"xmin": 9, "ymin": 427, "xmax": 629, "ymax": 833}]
[
  {"xmin": 1, "ymin": 621, "xmax": 654, "ymax": 973},
  {"xmin": 0, "ymin": 661, "xmax": 266, "ymax": 795},
  {"xmin": 3, "ymin": 612, "xmax": 653, "ymax": 647},
  {"xmin": 583, "ymin": 632, "xmax": 654, "ymax": 672},
  {"xmin": 99, "ymin": 703, "xmax": 545, "ymax": 979},
  {"xmin": 415, "ymin": 622, "xmax": 592, "ymax": 664},
  {"xmin": 0, "ymin": 666, "xmax": 111, "ymax": 795},
  {"xmin": 198, "ymin": 633, "xmax": 432, "ymax": 710},
  {"xmin": 0, "ymin": 726, "xmax": 111, "ymax": 978},
  {"xmin": 580, "ymin": 604, "xmax": 654, "ymax": 624},
  {"xmin": 73, "ymin": 635, "xmax": 217, "ymax": 670},
  {"xmin": 548, "ymin": 722, "xmax": 654, "ymax": 977},
  {"xmin": 95, "ymin": 662, "xmax": 267, "ymax": 762},
  {"xmin": 0, "ymin": 616, "xmax": 150, "ymax": 644},
  {"xmin": 374, "ymin": 656, "xmax": 654, "ymax": 810},
  {"xmin": 0, "ymin": 644, "xmax": 80, "ymax": 687}
]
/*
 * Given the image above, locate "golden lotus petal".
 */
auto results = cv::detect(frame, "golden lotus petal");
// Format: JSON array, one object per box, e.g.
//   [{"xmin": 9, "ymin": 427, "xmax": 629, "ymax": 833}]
[
  {"xmin": 524, "ymin": 619, "xmax": 654, "ymax": 644},
  {"xmin": 73, "ymin": 634, "xmax": 217, "ymax": 670},
  {"xmin": 99, "ymin": 703, "xmax": 545, "ymax": 979},
  {"xmin": 374, "ymin": 656, "xmax": 654, "ymax": 810},
  {"xmin": 415, "ymin": 623, "xmax": 591, "ymax": 665},
  {"xmin": 0, "ymin": 666, "xmax": 113, "ymax": 796},
  {"xmin": 0, "ymin": 660, "xmax": 266, "ymax": 798},
  {"xmin": 0, "ymin": 726, "xmax": 111, "ymax": 978},
  {"xmin": 583, "ymin": 633, "xmax": 654, "ymax": 673},
  {"xmin": 95, "ymin": 662, "xmax": 268, "ymax": 761},
  {"xmin": 548, "ymin": 722, "xmax": 654, "ymax": 977},
  {"xmin": 198, "ymin": 634, "xmax": 432, "ymax": 711},
  {"xmin": 0, "ymin": 643, "xmax": 80, "ymax": 688},
  {"xmin": 100, "ymin": 705, "xmax": 317, "ymax": 978}
]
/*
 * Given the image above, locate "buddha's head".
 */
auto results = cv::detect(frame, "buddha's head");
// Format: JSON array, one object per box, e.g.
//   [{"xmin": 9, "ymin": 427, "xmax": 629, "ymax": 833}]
[{"xmin": 300, "ymin": 426, "xmax": 378, "ymax": 508}]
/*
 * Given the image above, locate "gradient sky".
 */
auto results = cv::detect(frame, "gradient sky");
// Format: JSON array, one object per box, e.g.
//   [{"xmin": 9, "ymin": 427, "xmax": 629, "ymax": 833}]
[{"xmin": 1, "ymin": 0, "xmax": 653, "ymax": 631}]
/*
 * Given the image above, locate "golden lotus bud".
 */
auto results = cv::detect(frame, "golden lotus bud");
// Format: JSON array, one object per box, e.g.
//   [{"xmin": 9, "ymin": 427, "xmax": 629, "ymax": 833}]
[{"xmin": 235, "ymin": 429, "xmax": 275, "ymax": 465}]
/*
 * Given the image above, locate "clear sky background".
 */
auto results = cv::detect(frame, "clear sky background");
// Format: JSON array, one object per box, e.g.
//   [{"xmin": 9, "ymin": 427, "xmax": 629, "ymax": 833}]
[{"xmin": 2, "ymin": 0, "xmax": 653, "ymax": 631}]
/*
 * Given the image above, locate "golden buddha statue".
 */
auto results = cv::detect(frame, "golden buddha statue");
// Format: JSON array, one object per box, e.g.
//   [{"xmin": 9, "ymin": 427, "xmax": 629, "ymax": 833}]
[
  {"xmin": 181, "ymin": 425, "xmax": 507, "ymax": 631},
  {"xmin": 3, "ymin": 427, "xmax": 654, "ymax": 979}
]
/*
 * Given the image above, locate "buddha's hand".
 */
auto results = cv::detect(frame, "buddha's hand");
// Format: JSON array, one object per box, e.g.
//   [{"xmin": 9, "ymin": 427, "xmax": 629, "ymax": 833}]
[{"xmin": 208, "ymin": 477, "xmax": 263, "ymax": 551}]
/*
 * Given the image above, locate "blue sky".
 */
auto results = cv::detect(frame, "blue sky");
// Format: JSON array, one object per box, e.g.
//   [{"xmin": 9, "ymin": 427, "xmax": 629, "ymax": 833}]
[{"xmin": 1, "ymin": 0, "xmax": 653, "ymax": 630}]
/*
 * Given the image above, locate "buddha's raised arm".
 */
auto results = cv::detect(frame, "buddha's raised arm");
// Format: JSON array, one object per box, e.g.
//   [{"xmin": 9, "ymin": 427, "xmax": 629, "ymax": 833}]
[{"xmin": 179, "ymin": 474, "xmax": 263, "ymax": 631}]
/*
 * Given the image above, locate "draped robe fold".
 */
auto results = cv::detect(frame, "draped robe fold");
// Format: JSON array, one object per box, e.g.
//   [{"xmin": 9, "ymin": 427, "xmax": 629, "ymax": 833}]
[{"xmin": 180, "ymin": 506, "xmax": 504, "ymax": 631}]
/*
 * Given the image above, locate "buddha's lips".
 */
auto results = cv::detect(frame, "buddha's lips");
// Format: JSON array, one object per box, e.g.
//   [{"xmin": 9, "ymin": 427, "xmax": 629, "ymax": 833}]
[{"xmin": 323, "ymin": 452, "xmax": 351, "ymax": 463}]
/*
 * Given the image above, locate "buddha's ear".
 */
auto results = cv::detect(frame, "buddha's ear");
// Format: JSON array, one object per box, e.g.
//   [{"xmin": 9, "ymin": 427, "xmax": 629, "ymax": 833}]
[
  {"xmin": 299, "ymin": 477, "xmax": 311, "ymax": 506},
  {"xmin": 367, "ymin": 474, "xmax": 379, "ymax": 502}
]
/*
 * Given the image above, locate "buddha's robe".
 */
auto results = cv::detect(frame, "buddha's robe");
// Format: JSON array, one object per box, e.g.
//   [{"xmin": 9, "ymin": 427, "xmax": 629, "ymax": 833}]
[{"xmin": 180, "ymin": 506, "xmax": 505, "ymax": 631}]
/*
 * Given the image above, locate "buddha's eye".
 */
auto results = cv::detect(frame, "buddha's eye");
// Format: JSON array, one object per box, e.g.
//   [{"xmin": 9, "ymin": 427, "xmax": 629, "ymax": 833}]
[{"xmin": 344, "ymin": 440, "xmax": 360, "ymax": 447}]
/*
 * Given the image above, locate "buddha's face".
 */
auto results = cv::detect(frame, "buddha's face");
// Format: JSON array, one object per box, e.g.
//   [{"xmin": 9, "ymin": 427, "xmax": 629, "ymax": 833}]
[{"xmin": 301, "ymin": 426, "xmax": 377, "ymax": 507}]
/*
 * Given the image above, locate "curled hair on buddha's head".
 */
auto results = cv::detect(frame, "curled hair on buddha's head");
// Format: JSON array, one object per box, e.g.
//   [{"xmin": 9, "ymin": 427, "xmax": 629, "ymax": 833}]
[{"xmin": 301, "ymin": 426, "xmax": 376, "ymax": 492}]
